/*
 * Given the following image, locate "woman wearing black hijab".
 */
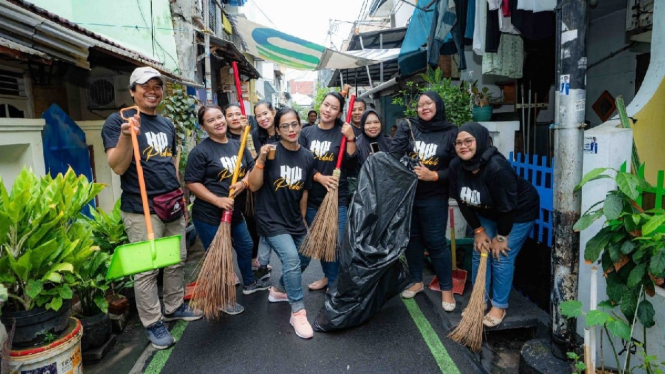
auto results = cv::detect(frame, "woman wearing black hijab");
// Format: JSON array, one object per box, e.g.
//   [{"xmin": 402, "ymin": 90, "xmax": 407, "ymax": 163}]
[
  {"xmin": 390, "ymin": 91, "xmax": 458, "ymax": 312},
  {"xmin": 355, "ymin": 109, "xmax": 391, "ymax": 168},
  {"xmin": 449, "ymin": 122, "xmax": 539, "ymax": 327}
]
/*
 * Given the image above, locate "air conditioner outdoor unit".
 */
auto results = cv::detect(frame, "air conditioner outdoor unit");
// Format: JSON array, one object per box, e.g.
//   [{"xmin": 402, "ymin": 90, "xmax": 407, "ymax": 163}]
[{"xmin": 87, "ymin": 76, "xmax": 117, "ymax": 109}]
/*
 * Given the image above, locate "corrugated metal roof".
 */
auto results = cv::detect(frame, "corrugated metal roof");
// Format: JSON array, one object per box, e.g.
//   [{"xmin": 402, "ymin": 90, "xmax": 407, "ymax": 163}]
[
  {"xmin": 197, "ymin": 31, "xmax": 261, "ymax": 79},
  {"xmin": 0, "ymin": 35, "xmax": 49, "ymax": 59}
]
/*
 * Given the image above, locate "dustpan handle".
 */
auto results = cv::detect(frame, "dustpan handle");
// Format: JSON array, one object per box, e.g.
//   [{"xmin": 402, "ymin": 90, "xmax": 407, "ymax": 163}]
[{"xmin": 121, "ymin": 106, "xmax": 155, "ymax": 242}]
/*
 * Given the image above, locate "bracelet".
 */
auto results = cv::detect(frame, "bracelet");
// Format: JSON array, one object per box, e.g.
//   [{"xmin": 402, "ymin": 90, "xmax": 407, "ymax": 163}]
[
  {"xmin": 433, "ymin": 172, "xmax": 439, "ymax": 181},
  {"xmin": 473, "ymin": 227, "xmax": 485, "ymax": 235},
  {"xmin": 347, "ymin": 137, "xmax": 355, "ymax": 143},
  {"xmin": 255, "ymin": 163, "xmax": 264, "ymax": 170},
  {"xmin": 241, "ymin": 180, "xmax": 249, "ymax": 189}
]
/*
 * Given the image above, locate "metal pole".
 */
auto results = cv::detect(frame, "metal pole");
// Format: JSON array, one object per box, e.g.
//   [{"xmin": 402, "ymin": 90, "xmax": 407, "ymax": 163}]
[
  {"xmin": 521, "ymin": 84, "xmax": 526, "ymax": 155},
  {"xmin": 203, "ymin": 0, "xmax": 213, "ymax": 104},
  {"xmin": 550, "ymin": 0, "xmax": 587, "ymax": 359},
  {"xmin": 359, "ymin": 36, "xmax": 374, "ymax": 88},
  {"xmin": 527, "ymin": 82, "xmax": 531, "ymax": 155},
  {"xmin": 379, "ymin": 33, "xmax": 384, "ymax": 84}
]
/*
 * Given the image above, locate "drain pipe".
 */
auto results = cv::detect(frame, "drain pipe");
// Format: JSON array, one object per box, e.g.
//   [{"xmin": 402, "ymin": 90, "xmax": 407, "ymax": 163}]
[{"xmin": 550, "ymin": 0, "xmax": 588, "ymax": 359}]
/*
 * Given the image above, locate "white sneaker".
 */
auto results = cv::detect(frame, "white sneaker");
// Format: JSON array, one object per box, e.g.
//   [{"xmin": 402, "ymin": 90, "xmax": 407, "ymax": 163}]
[{"xmin": 290, "ymin": 309, "xmax": 313, "ymax": 339}]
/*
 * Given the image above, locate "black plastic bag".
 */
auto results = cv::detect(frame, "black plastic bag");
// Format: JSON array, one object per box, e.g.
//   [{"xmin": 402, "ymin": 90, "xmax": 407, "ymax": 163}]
[{"xmin": 313, "ymin": 152, "xmax": 418, "ymax": 332}]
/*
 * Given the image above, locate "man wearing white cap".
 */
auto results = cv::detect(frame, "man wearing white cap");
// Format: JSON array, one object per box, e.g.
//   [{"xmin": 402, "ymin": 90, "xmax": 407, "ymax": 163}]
[{"xmin": 102, "ymin": 67, "xmax": 202, "ymax": 350}]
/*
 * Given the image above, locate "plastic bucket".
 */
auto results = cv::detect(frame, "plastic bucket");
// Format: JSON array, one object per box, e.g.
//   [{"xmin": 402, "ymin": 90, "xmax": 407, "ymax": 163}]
[
  {"xmin": 106, "ymin": 234, "xmax": 182, "ymax": 280},
  {"xmin": 9, "ymin": 317, "xmax": 82, "ymax": 374}
]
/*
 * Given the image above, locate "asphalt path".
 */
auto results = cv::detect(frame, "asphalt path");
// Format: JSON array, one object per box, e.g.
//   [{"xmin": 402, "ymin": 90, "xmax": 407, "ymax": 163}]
[{"xmin": 146, "ymin": 254, "xmax": 482, "ymax": 374}]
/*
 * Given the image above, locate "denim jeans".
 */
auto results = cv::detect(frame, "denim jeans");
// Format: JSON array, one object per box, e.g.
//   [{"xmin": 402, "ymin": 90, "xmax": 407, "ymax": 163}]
[
  {"xmin": 405, "ymin": 198, "xmax": 452, "ymax": 291},
  {"xmin": 193, "ymin": 219, "xmax": 255, "ymax": 286},
  {"xmin": 299, "ymin": 205, "xmax": 347, "ymax": 286},
  {"xmin": 257, "ymin": 237, "xmax": 272, "ymax": 266},
  {"xmin": 266, "ymin": 234, "xmax": 306, "ymax": 312},
  {"xmin": 471, "ymin": 216, "xmax": 535, "ymax": 309}
]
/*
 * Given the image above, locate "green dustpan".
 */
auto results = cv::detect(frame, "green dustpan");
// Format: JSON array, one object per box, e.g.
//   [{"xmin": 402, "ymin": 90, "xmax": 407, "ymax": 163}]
[
  {"xmin": 106, "ymin": 235, "xmax": 182, "ymax": 280},
  {"xmin": 106, "ymin": 106, "xmax": 183, "ymax": 281}
]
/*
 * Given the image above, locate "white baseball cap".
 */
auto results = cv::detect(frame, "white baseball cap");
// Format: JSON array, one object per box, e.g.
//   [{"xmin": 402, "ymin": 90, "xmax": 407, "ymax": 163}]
[{"xmin": 129, "ymin": 66, "xmax": 165, "ymax": 86}]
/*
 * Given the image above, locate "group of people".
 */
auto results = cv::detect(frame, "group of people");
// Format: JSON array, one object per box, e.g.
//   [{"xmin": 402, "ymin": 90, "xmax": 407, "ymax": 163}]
[{"xmin": 102, "ymin": 67, "xmax": 539, "ymax": 350}]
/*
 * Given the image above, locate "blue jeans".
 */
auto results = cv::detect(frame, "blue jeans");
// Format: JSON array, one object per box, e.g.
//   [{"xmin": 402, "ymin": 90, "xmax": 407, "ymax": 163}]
[
  {"xmin": 299, "ymin": 205, "xmax": 347, "ymax": 285},
  {"xmin": 266, "ymin": 234, "xmax": 306, "ymax": 312},
  {"xmin": 472, "ymin": 216, "xmax": 535, "ymax": 309},
  {"xmin": 193, "ymin": 219, "xmax": 255, "ymax": 286},
  {"xmin": 257, "ymin": 237, "xmax": 272, "ymax": 266},
  {"xmin": 405, "ymin": 198, "xmax": 452, "ymax": 291}
]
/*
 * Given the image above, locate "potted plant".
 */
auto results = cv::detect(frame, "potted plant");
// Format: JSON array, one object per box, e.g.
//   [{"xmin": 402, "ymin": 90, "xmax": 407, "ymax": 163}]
[
  {"xmin": 73, "ymin": 248, "xmax": 113, "ymax": 352},
  {"xmin": 566, "ymin": 164, "xmax": 665, "ymax": 373},
  {"xmin": 470, "ymin": 81, "xmax": 494, "ymax": 122},
  {"xmin": 392, "ymin": 67, "xmax": 473, "ymax": 126},
  {"xmin": 0, "ymin": 167, "xmax": 104, "ymax": 347}
]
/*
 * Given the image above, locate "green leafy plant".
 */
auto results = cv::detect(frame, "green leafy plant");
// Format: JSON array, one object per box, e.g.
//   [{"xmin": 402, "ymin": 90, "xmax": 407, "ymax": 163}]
[
  {"xmin": 566, "ymin": 351, "xmax": 587, "ymax": 374},
  {"xmin": 470, "ymin": 81, "xmax": 493, "ymax": 107},
  {"xmin": 158, "ymin": 83, "xmax": 202, "ymax": 144},
  {"xmin": 574, "ymin": 166, "xmax": 664, "ymax": 324},
  {"xmin": 42, "ymin": 331, "xmax": 56, "ymax": 344},
  {"xmin": 561, "ymin": 291, "xmax": 658, "ymax": 374},
  {"xmin": 392, "ymin": 67, "xmax": 473, "ymax": 126},
  {"xmin": 74, "ymin": 249, "xmax": 110, "ymax": 316},
  {"xmin": 87, "ymin": 200, "xmax": 128, "ymax": 254},
  {"xmin": 0, "ymin": 168, "xmax": 105, "ymax": 312}
]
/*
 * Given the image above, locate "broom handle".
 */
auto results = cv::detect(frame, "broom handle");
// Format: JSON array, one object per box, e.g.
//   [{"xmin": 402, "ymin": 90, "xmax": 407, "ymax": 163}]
[
  {"xmin": 121, "ymin": 106, "xmax": 154, "ymax": 240},
  {"xmin": 220, "ymin": 61, "xmax": 251, "ymax": 224},
  {"xmin": 335, "ymin": 95, "xmax": 356, "ymax": 170},
  {"xmin": 450, "ymin": 207, "xmax": 457, "ymax": 271}
]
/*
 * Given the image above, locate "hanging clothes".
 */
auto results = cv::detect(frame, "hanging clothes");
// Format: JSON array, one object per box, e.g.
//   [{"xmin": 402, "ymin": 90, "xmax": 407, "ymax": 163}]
[
  {"xmin": 482, "ymin": 33, "xmax": 524, "ymax": 78},
  {"xmin": 532, "ymin": 0, "xmax": 556, "ymax": 12},
  {"xmin": 485, "ymin": 9, "xmax": 501, "ymax": 53},
  {"xmin": 510, "ymin": 0, "xmax": 555, "ymax": 41},
  {"xmin": 472, "ymin": 0, "xmax": 487, "ymax": 55}
]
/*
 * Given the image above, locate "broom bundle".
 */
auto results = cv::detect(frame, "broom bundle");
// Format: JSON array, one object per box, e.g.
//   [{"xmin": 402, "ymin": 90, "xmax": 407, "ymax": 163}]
[
  {"xmin": 448, "ymin": 251, "xmax": 489, "ymax": 352},
  {"xmin": 190, "ymin": 61, "xmax": 249, "ymax": 319},
  {"xmin": 299, "ymin": 95, "xmax": 356, "ymax": 261}
]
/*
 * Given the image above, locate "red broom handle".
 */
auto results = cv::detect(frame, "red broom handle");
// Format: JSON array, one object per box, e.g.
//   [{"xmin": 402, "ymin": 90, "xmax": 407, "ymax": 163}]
[
  {"xmin": 232, "ymin": 61, "xmax": 246, "ymax": 116},
  {"xmin": 335, "ymin": 94, "xmax": 355, "ymax": 170}
]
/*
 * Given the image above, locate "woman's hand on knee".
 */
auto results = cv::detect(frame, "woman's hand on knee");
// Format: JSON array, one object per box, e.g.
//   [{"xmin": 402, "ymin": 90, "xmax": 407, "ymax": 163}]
[
  {"xmin": 474, "ymin": 231, "xmax": 491, "ymax": 253},
  {"xmin": 490, "ymin": 237, "xmax": 510, "ymax": 260}
]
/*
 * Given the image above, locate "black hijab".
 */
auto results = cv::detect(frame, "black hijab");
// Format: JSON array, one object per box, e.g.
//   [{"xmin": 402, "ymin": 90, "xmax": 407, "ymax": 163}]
[
  {"xmin": 411, "ymin": 91, "xmax": 457, "ymax": 132},
  {"xmin": 356, "ymin": 109, "xmax": 390, "ymax": 165},
  {"xmin": 458, "ymin": 122, "xmax": 503, "ymax": 171}
]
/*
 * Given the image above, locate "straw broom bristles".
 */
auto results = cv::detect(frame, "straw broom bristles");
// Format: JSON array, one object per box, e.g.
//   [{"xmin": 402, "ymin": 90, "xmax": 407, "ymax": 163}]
[
  {"xmin": 190, "ymin": 217, "xmax": 236, "ymax": 319},
  {"xmin": 298, "ymin": 170, "xmax": 341, "ymax": 262},
  {"xmin": 448, "ymin": 251, "xmax": 489, "ymax": 352}
]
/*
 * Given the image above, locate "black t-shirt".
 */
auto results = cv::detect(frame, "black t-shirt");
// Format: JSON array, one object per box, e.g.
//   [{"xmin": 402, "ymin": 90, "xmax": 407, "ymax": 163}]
[
  {"xmin": 299, "ymin": 125, "xmax": 351, "ymax": 208},
  {"xmin": 448, "ymin": 154, "xmax": 540, "ymax": 236},
  {"xmin": 255, "ymin": 142, "xmax": 315, "ymax": 237},
  {"xmin": 184, "ymin": 137, "xmax": 255, "ymax": 225},
  {"xmin": 390, "ymin": 119, "xmax": 458, "ymax": 199},
  {"xmin": 102, "ymin": 109, "xmax": 181, "ymax": 214}
]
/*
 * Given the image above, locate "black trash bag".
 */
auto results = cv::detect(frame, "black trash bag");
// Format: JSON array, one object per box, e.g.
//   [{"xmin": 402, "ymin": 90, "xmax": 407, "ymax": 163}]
[{"xmin": 313, "ymin": 152, "xmax": 418, "ymax": 332}]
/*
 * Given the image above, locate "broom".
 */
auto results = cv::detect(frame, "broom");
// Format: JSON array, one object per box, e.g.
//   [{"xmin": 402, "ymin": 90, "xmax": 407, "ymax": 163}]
[
  {"xmin": 448, "ymin": 250, "xmax": 489, "ymax": 352},
  {"xmin": 299, "ymin": 95, "xmax": 356, "ymax": 261},
  {"xmin": 190, "ymin": 61, "xmax": 250, "ymax": 319}
]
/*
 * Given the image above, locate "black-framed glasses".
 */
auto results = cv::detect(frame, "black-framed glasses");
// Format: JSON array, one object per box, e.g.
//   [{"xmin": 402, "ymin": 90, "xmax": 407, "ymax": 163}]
[
  {"xmin": 454, "ymin": 138, "xmax": 475, "ymax": 147},
  {"xmin": 279, "ymin": 122, "xmax": 300, "ymax": 130}
]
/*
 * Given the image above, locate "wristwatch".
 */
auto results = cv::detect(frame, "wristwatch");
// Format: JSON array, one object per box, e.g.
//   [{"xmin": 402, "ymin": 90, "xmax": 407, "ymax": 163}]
[{"xmin": 496, "ymin": 235, "xmax": 508, "ymax": 243}]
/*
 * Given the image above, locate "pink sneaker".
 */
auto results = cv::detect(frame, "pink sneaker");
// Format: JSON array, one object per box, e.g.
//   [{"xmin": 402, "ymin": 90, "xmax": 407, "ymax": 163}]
[
  {"xmin": 268, "ymin": 286, "xmax": 288, "ymax": 303},
  {"xmin": 290, "ymin": 309, "xmax": 313, "ymax": 339}
]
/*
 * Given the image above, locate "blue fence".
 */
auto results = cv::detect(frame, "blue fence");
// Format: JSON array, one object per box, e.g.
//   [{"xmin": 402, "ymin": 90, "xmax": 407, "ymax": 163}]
[{"xmin": 509, "ymin": 152, "xmax": 554, "ymax": 247}]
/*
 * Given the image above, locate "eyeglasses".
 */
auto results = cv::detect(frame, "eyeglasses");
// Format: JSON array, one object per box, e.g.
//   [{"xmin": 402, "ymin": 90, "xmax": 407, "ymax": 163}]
[
  {"xmin": 454, "ymin": 138, "xmax": 475, "ymax": 147},
  {"xmin": 417, "ymin": 101, "xmax": 435, "ymax": 109},
  {"xmin": 279, "ymin": 122, "xmax": 300, "ymax": 130}
]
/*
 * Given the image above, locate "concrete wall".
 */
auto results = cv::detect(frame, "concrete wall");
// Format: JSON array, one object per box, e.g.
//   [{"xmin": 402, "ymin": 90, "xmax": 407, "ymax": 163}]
[
  {"xmin": 0, "ymin": 118, "xmax": 46, "ymax": 190},
  {"xmin": 29, "ymin": 0, "xmax": 180, "ymax": 72},
  {"xmin": 78, "ymin": 120, "xmax": 121, "ymax": 213},
  {"xmin": 585, "ymin": 9, "xmax": 646, "ymax": 128}
]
